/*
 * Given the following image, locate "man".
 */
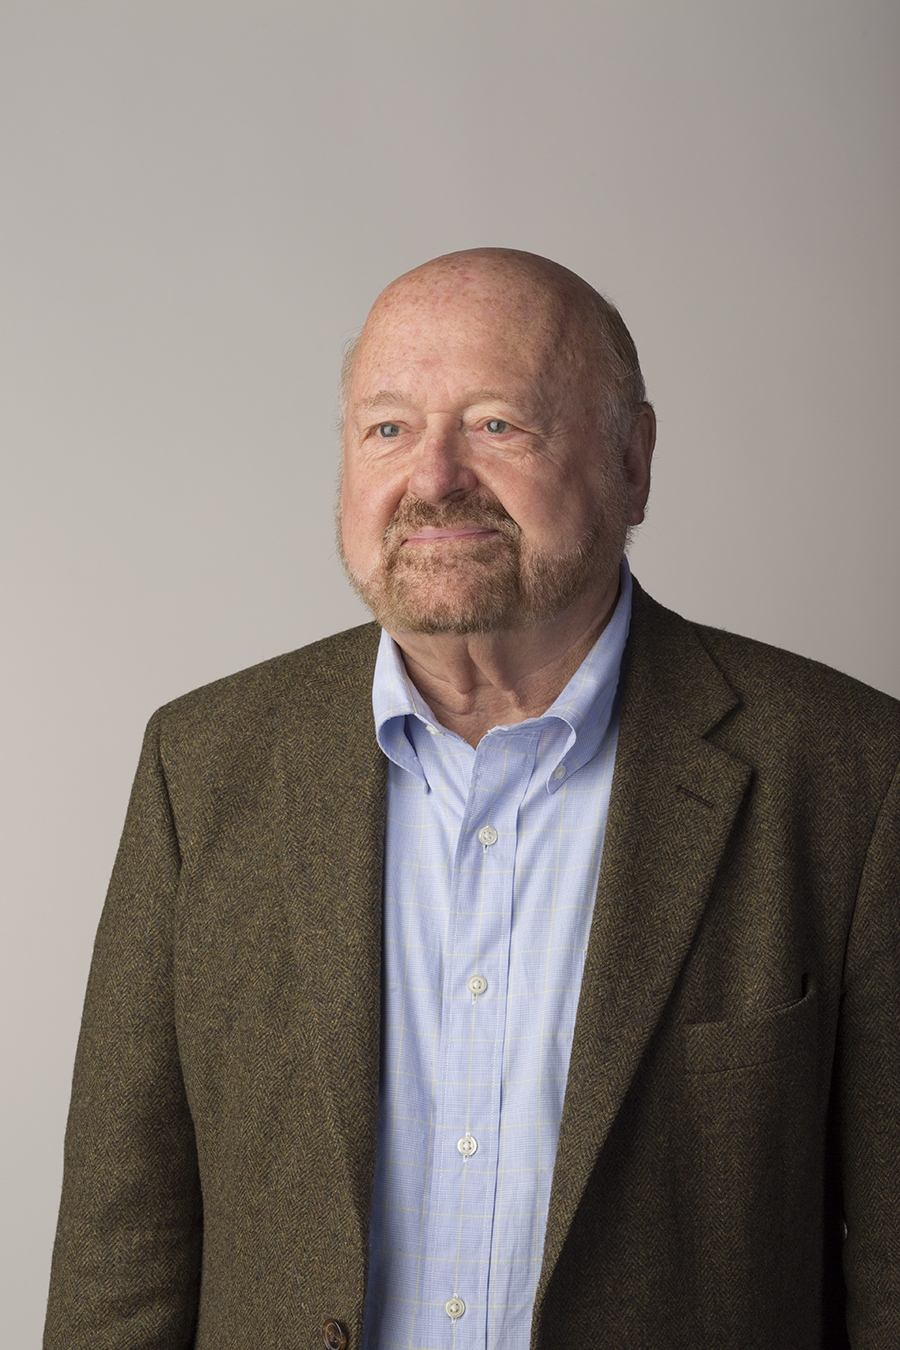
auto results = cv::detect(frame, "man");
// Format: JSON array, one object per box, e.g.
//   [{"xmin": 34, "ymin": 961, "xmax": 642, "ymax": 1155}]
[{"xmin": 45, "ymin": 249, "xmax": 900, "ymax": 1349}]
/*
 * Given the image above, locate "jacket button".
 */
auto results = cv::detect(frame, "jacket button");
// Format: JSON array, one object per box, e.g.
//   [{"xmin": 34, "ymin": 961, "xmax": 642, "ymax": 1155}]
[{"xmin": 322, "ymin": 1320, "xmax": 349, "ymax": 1350}]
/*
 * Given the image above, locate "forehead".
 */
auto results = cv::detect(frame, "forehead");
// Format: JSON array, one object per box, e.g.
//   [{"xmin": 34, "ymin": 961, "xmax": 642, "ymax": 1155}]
[
  {"xmin": 377, "ymin": 263, "xmax": 555, "ymax": 325},
  {"xmin": 351, "ymin": 267, "xmax": 561, "ymax": 394}
]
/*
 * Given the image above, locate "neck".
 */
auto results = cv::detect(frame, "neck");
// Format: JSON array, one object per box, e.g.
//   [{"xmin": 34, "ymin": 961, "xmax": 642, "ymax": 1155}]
[{"xmin": 387, "ymin": 575, "xmax": 621, "ymax": 748}]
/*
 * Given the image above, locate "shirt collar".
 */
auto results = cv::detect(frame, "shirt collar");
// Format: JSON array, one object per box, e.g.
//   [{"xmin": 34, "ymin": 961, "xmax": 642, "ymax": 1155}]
[{"xmin": 372, "ymin": 558, "xmax": 633, "ymax": 789}]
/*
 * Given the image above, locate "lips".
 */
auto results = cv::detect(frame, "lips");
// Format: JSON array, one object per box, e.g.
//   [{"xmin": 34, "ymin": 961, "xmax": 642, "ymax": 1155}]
[
  {"xmin": 402, "ymin": 526, "xmax": 500, "ymax": 544},
  {"xmin": 383, "ymin": 497, "xmax": 519, "ymax": 561}
]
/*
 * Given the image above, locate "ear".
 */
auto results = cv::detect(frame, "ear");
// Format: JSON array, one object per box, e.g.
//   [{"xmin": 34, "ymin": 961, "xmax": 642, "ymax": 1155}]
[{"xmin": 623, "ymin": 404, "xmax": 656, "ymax": 526}]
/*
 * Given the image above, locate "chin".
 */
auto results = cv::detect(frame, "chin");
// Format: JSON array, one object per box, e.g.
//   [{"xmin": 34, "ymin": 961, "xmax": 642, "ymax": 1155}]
[{"xmin": 372, "ymin": 578, "xmax": 517, "ymax": 636}]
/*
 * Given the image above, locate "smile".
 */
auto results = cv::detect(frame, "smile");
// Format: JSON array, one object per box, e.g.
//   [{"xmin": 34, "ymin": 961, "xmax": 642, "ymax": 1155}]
[{"xmin": 401, "ymin": 527, "xmax": 500, "ymax": 545}]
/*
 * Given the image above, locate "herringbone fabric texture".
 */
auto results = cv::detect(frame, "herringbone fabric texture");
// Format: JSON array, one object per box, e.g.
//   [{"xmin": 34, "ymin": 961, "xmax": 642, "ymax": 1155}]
[{"xmin": 44, "ymin": 582, "xmax": 900, "ymax": 1349}]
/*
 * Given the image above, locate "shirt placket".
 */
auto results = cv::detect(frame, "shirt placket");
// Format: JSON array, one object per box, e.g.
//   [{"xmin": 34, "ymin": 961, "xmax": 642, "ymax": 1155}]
[{"xmin": 424, "ymin": 730, "xmax": 537, "ymax": 1349}]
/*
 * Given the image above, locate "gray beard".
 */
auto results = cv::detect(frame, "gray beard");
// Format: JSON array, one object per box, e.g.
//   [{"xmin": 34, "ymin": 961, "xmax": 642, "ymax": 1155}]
[{"xmin": 339, "ymin": 490, "xmax": 628, "ymax": 636}]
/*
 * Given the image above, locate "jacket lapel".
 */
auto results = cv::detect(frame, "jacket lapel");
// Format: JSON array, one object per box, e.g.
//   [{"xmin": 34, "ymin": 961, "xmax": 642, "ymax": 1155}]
[
  {"xmin": 276, "ymin": 624, "xmax": 387, "ymax": 1258},
  {"xmin": 536, "ymin": 585, "xmax": 752, "ymax": 1305}
]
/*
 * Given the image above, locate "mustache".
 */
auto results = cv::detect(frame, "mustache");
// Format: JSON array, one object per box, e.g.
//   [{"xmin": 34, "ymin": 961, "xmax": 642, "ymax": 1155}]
[{"xmin": 383, "ymin": 495, "xmax": 521, "ymax": 548}]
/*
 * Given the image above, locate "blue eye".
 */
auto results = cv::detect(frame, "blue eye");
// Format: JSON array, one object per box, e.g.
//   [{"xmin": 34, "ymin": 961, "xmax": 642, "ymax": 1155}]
[
  {"xmin": 378, "ymin": 423, "xmax": 401, "ymax": 438},
  {"xmin": 485, "ymin": 419, "xmax": 509, "ymax": 434}
]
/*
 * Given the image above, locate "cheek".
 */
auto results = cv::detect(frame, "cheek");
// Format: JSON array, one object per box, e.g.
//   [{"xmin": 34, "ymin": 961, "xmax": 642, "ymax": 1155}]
[
  {"xmin": 482, "ymin": 456, "xmax": 595, "ymax": 528},
  {"xmin": 499, "ymin": 481, "xmax": 588, "ymax": 544},
  {"xmin": 514, "ymin": 481, "xmax": 618, "ymax": 555},
  {"xmin": 340, "ymin": 470, "xmax": 403, "ymax": 567}
]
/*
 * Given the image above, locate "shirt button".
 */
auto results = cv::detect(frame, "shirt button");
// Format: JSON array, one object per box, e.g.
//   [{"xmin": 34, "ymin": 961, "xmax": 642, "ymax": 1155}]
[
  {"xmin": 477, "ymin": 825, "xmax": 498, "ymax": 847},
  {"xmin": 445, "ymin": 1297, "xmax": 466, "ymax": 1320},
  {"xmin": 553, "ymin": 763, "xmax": 567, "ymax": 780},
  {"xmin": 322, "ymin": 1320, "xmax": 349, "ymax": 1350},
  {"xmin": 467, "ymin": 974, "xmax": 488, "ymax": 998},
  {"xmin": 457, "ymin": 1132, "xmax": 478, "ymax": 1157}
]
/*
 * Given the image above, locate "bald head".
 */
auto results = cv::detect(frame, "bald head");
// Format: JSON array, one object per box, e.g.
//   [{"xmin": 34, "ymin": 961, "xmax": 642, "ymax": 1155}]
[{"xmin": 342, "ymin": 248, "xmax": 648, "ymax": 446}]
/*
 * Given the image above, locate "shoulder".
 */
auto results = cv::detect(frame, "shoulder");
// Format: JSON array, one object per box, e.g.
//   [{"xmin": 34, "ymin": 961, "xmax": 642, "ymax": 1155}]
[
  {"xmin": 157, "ymin": 622, "xmax": 380, "ymax": 723},
  {"xmin": 699, "ymin": 615, "xmax": 896, "ymax": 723},
  {"xmin": 628, "ymin": 580, "xmax": 900, "ymax": 782},
  {"xmin": 144, "ymin": 622, "xmax": 382, "ymax": 786}
]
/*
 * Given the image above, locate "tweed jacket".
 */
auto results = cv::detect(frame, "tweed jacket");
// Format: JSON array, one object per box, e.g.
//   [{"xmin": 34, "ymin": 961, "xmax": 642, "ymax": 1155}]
[{"xmin": 45, "ymin": 582, "xmax": 900, "ymax": 1350}]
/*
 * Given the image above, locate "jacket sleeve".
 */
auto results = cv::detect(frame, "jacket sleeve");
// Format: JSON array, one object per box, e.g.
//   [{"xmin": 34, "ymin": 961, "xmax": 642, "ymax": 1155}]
[
  {"xmin": 44, "ymin": 711, "xmax": 202, "ymax": 1350},
  {"xmin": 839, "ymin": 756, "xmax": 900, "ymax": 1346}
]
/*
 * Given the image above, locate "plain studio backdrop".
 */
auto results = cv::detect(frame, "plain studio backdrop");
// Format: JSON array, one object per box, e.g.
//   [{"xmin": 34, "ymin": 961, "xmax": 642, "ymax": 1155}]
[{"xmin": 2, "ymin": 1, "xmax": 898, "ymax": 1341}]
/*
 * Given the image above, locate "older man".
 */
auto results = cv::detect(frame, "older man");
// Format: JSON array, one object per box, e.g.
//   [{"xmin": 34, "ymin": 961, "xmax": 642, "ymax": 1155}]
[{"xmin": 46, "ymin": 250, "xmax": 900, "ymax": 1350}]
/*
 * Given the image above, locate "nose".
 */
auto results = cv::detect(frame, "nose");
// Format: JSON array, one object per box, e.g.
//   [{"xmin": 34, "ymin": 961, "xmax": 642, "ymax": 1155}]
[{"xmin": 405, "ymin": 419, "xmax": 478, "ymax": 504}]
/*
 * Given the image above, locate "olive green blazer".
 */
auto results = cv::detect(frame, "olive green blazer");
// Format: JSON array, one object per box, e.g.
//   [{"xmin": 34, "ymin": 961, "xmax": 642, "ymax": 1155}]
[{"xmin": 45, "ymin": 582, "xmax": 900, "ymax": 1349}]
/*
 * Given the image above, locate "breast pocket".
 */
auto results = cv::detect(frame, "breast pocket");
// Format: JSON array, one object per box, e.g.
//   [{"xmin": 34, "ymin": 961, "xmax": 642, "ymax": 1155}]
[
  {"xmin": 677, "ymin": 981, "xmax": 823, "ymax": 1339},
  {"xmin": 684, "ymin": 978, "xmax": 818, "ymax": 1074}
]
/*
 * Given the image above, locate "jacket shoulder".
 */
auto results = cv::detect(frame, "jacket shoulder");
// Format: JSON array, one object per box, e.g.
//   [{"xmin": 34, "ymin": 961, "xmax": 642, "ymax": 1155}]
[
  {"xmin": 634, "ymin": 580, "xmax": 899, "ymax": 709},
  {"xmin": 695, "ymin": 615, "xmax": 900, "ymax": 732},
  {"xmin": 629, "ymin": 581, "xmax": 900, "ymax": 769},
  {"xmin": 156, "ymin": 622, "xmax": 380, "ymax": 726},
  {"xmin": 143, "ymin": 623, "xmax": 382, "ymax": 798}
]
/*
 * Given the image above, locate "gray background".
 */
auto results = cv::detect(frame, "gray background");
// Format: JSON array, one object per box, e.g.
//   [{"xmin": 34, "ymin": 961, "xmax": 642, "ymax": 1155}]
[{"xmin": 2, "ymin": 1, "xmax": 898, "ymax": 1341}]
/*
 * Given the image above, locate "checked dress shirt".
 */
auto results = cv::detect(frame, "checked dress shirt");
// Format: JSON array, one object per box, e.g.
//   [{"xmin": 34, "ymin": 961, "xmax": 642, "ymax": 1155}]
[{"xmin": 362, "ymin": 563, "xmax": 632, "ymax": 1350}]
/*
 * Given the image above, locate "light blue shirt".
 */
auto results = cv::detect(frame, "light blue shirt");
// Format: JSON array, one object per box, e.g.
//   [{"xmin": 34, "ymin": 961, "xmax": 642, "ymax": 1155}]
[{"xmin": 362, "ymin": 563, "xmax": 632, "ymax": 1350}]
